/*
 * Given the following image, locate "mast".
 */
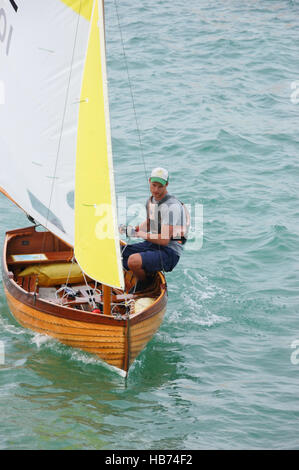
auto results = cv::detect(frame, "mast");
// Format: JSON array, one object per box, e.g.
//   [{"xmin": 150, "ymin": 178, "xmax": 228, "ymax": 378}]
[
  {"xmin": 103, "ymin": 284, "xmax": 112, "ymax": 315},
  {"xmin": 101, "ymin": 0, "xmax": 112, "ymax": 315},
  {"xmin": 102, "ymin": 0, "xmax": 105, "ymax": 34}
]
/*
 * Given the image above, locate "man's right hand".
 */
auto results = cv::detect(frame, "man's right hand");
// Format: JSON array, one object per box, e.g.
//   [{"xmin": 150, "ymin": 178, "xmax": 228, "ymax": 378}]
[
  {"xmin": 119, "ymin": 225, "xmax": 139, "ymax": 237},
  {"xmin": 126, "ymin": 225, "xmax": 138, "ymax": 237}
]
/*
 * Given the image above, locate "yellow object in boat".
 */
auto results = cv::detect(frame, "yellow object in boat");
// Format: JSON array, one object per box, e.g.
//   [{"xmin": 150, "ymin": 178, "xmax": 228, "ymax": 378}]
[{"xmin": 18, "ymin": 263, "xmax": 84, "ymax": 287}]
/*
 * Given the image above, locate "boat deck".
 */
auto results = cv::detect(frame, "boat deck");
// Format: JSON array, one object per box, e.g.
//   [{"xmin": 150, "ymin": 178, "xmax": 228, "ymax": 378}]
[
  {"xmin": 2, "ymin": 226, "xmax": 168, "ymax": 372},
  {"xmin": 5, "ymin": 226, "xmax": 162, "ymax": 317}
]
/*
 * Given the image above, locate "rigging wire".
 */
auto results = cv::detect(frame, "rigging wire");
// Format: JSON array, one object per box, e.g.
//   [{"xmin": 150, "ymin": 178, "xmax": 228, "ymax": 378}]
[
  {"xmin": 46, "ymin": 2, "xmax": 82, "ymax": 228},
  {"xmin": 40, "ymin": 0, "xmax": 83, "ymax": 257},
  {"xmin": 112, "ymin": 0, "xmax": 166, "ymax": 274},
  {"xmin": 113, "ymin": 0, "xmax": 148, "ymax": 183}
]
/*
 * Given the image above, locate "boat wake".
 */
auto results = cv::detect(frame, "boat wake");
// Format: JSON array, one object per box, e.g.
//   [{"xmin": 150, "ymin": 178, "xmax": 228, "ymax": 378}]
[
  {"xmin": 0, "ymin": 313, "xmax": 26, "ymax": 337},
  {"xmin": 169, "ymin": 268, "xmax": 231, "ymax": 327},
  {"xmin": 30, "ymin": 332, "xmax": 127, "ymax": 377}
]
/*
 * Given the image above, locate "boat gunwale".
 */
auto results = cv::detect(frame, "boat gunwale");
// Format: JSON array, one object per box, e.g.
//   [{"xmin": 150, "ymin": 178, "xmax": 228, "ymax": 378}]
[{"xmin": 2, "ymin": 228, "xmax": 167, "ymax": 328}]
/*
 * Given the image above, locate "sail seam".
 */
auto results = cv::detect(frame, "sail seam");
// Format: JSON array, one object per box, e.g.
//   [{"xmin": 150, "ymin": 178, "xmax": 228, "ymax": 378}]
[{"xmin": 40, "ymin": 0, "xmax": 83, "ymax": 255}]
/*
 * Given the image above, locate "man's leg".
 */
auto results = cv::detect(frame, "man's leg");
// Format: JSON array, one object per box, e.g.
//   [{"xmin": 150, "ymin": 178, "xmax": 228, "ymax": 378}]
[
  {"xmin": 127, "ymin": 253, "xmax": 146, "ymax": 281},
  {"xmin": 127, "ymin": 246, "xmax": 165, "ymax": 287},
  {"xmin": 122, "ymin": 242, "xmax": 149, "ymax": 271}
]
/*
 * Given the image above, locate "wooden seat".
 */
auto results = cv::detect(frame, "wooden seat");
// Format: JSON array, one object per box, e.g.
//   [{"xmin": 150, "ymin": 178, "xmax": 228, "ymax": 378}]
[
  {"xmin": 7, "ymin": 251, "xmax": 73, "ymax": 266},
  {"xmin": 16, "ymin": 274, "xmax": 39, "ymax": 293},
  {"xmin": 124, "ymin": 270, "xmax": 136, "ymax": 292}
]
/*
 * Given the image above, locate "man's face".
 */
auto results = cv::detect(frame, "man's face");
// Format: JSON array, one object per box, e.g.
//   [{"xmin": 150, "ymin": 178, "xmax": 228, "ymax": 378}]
[{"xmin": 149, "ymin": 180, "xmax": 168, "ymax": 201}]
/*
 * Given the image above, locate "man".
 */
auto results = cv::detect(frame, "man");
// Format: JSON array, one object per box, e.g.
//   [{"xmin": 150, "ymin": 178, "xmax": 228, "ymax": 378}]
[{"xmin": 121, "ymin": 167, "xmax": 188, "ymax": 292}]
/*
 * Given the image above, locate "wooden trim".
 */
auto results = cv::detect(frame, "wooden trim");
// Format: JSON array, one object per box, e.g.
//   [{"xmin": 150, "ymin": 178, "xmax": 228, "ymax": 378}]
[
  {"xmin": 2, "ymin": 228, "xmax": 167, "ymax": 326},
  {"xmin": 2, "ymin": 268, "xmax": 127, "ymax": 326},
  {"xmin": 123, "ymin": 316, "xmax": 130, "ymax": 373},
  {"xmin": 7, "ymin": 251, "xmax": 73, "ymax": 266},
  {"xmin": 0, "ymin": 186, "xmax": 22, "ymax": 210},
  {"xmin": 103, "ymin": 285, "xmax": 112, "ymax": 316},
  {"xmin": 2, "ymin": 227, "xmax": 168, "ymax": 371}
]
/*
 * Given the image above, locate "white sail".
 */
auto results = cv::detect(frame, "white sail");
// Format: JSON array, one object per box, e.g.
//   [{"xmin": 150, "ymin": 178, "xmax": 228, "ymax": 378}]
[
  {"xmin": 0, "ymin": 0, "xmax": 124, "ymax": 288},
  {"xmin": 0, "ymin": 0, "xmax": 93, "ymax": 245}
]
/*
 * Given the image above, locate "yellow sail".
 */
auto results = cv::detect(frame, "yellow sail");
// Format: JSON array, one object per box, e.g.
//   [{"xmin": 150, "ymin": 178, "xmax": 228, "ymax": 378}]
[
  {"xmin": 75, "ymin": 0, "xmax": 124, "ymax": 289},
  {"xmin": 59, "ymin": 0, "xmax": 93, "ymax": 21}
]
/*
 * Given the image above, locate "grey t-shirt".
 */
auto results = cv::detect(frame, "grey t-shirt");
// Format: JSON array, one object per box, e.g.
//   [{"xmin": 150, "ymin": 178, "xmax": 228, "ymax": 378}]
[{"xmin": 148, "ymin": 195, "xmax": 186, "ymax": 256}]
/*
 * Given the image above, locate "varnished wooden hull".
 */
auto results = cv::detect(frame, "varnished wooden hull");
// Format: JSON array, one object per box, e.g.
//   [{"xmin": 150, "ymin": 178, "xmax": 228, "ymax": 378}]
[{"xmin": 2, "ymin": 227, "xmax": 167, "ymax": 374}]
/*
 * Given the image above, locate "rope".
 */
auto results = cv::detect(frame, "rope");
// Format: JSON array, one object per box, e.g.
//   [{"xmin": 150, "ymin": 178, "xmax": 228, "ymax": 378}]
[
  {"xmin": 81, "ymin": 270, "xmax": 97, "ymax": 309},
  {"xmin": 113, "ymin": 2, "xmax": 166, "ymax": 279},
  {"xmin": 55, "ymin": 255, "xmax": 100, "ymax": 309},
  {"xmin": 56, "ymin": 256, "xmax": 79, "ymax": 305},
  {"xmin": 113, "ymin": 0, "xmax": 148, "ymax": 183}
]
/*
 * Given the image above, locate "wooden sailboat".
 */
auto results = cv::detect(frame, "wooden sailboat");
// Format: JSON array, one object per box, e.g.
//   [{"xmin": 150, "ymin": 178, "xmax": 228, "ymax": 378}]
[{"xmin": 0, "ymin": 0, "xmax": 167, "ymax": 375}]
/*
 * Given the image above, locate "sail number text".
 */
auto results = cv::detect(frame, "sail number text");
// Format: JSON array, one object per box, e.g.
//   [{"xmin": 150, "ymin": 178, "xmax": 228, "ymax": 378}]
[{"xmin": 0, "ymin": 1, "xmax": 19, "ymax": 56}]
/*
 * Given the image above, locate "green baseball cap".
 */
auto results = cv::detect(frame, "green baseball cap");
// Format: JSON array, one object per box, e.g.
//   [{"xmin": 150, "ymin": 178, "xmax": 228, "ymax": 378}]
[{"xmin": 150, "ymin": 167, "xmax": 169, "ymax": 185}]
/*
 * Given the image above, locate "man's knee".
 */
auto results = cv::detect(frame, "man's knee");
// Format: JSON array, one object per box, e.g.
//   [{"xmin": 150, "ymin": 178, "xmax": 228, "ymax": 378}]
[{"xmin": 128, "ymin": 253, "xmax": 143, "ymax": 271}]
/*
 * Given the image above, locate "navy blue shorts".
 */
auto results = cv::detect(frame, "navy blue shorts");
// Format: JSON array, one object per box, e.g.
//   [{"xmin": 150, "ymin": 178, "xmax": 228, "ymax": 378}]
[{"xmin": 122, "ymin": 241, "xmax": 180, "ymax": 273}]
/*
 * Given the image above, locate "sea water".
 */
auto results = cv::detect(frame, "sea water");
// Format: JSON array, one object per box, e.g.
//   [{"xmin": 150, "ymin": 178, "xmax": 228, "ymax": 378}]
[{"xmin": 0, "ymin": 0, "xmax": 299, "ymax": 450}]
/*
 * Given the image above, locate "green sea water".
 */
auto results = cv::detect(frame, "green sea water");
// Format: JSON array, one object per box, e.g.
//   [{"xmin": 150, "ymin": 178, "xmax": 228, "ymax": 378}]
[{"xmin": 1, "ymin": 0, "xmax": 299, "ymax": 450}]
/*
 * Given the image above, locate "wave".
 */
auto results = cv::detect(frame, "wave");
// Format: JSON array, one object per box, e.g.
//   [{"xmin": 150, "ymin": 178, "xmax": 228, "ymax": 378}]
[{"xmin": 168, "ymin": 269, "xmax": 231, "ymax": 328}]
